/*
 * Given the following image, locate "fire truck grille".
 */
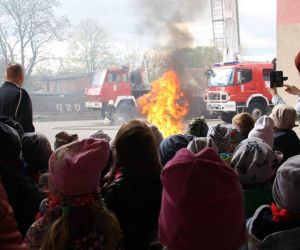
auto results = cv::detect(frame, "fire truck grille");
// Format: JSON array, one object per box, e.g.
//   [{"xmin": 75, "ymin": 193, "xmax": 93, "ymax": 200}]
[{"xmin": 208, "ymin": 93, "xmax": 221, "ymax": 100}]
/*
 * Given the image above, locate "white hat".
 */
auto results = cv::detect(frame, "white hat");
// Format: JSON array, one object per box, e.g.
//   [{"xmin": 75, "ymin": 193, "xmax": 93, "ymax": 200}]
[
  {"xmin": 187, "ymin": 137, "xmax": 218, "ymax": 154},
  {"xmin": 269, "ymin": 104, "xmax": 296, "ymax": 130},
  {"xmin": 231, "ymin": 138, "xmax": 282, "ymax": 185},
  {"xmin": 248, "ymin": 115, "xmax": 274, "ymax": 148}
]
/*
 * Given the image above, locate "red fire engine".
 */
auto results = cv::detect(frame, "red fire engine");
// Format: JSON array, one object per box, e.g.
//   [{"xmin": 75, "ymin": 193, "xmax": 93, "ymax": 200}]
[
  {"xmin": 205, "ymin": 0, "xmax": 275, "ymax": 122},
  {"xmin": 204, "ymin": 61, "xmax": 273, "ymax": 123},
  {"xmin": 84, "ymin": 68, "xmax": 148, "ymax": 120}
]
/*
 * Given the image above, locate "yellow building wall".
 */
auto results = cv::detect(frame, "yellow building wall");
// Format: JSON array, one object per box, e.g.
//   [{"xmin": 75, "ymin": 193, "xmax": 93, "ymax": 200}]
[{"xmin": 277, "ymin": 0, "xmax": 300, "ymax": 133}]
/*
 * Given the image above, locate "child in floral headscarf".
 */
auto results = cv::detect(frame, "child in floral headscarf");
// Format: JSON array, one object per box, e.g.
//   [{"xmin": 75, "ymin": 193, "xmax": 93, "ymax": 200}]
[{"xmin": 231, "ymin": 138, "xmax": 282, "ymax": 219}]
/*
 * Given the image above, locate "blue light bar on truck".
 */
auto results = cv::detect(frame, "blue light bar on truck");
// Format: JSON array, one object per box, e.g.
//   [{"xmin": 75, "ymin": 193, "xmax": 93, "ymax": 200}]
[
  {"xmin": 224, "ymin": 60, "xmax": 240, "ymax": 65},
  {"xmin": 213, "ymin": 60, "xmax": 240, "ymax": 67},
  {"xmin": 213, "ymin": 63, "xmax": 222, "ymax": 67}
]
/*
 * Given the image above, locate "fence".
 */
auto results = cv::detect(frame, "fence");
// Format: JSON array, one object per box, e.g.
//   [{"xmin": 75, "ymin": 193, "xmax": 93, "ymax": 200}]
[{"xmin": 30, "ymin": 93, "xmax": 100, "ymax": 121}]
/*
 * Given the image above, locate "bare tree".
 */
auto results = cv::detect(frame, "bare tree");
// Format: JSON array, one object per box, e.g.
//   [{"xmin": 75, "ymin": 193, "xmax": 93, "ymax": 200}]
[
  {"xmin": 142, "ymin": 52, "xmax": 165, "ymax": 83},
  {"xmin": 120, "ymin": 49, "xmax": 164, "ymax": 84},
  {"xmin": 68, "ymin": 19, "xmax": 114, "ymax": 73},
  {"xmin": 121, "ymin": 47, "xmax": 144, "ymax": 71},
  {"xmin": 0, "ymin": 0, "xmax": 68, "ymax": 84}
]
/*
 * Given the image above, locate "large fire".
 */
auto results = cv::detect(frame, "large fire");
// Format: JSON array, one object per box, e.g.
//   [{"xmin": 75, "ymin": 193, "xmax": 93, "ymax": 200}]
[{"xmin": 138, "ymin": 70, "xmax": 189, "ymax": 137}]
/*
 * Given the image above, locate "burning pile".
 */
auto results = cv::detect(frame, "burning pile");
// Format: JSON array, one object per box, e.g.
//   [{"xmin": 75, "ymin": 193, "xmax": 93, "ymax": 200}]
[{"xmin": 138, "ymin": 70, "xmax": 189, "ymax": 137}]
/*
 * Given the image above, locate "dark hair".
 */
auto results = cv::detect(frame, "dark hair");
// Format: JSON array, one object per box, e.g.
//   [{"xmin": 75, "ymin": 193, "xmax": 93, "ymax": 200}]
[
  {"xmin": 0, "ymin": 123, "xmax": 21, "ymax": 161},
  {"xmin": 6, "ymin": 63, "xmax": 23, "ymax": 79},
  {"xmin": 187, "ymin": 117, "xmax": 208, "ymax": 137},
  {"xmin": 114, "ymin": 119, "xmax": 161, "ymax": 175}
]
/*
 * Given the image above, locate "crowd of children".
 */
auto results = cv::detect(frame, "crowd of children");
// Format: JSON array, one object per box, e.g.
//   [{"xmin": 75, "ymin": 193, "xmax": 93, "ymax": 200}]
[{"xmin": 1, "ymin": 101, "xmax": 300, "ymax": 249}]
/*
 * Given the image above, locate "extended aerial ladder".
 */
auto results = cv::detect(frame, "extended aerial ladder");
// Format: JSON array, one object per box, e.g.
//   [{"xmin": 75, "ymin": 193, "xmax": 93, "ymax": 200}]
[{"xmin": 211, "ymin": 0, "xmax": 241, "ymax": 62}]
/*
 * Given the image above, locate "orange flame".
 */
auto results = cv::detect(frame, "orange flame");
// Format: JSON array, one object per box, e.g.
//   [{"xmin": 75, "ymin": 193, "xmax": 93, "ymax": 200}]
[{"xmin": 138, "ymin": 70, "xmax": 189, "ymax": 137}]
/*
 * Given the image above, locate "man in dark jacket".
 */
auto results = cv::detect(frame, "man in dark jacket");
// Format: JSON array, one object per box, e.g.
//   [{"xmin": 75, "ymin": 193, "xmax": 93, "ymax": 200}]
[{"xmin": 0, "ymin": 63, "xmax": 35, "ymax": 132}]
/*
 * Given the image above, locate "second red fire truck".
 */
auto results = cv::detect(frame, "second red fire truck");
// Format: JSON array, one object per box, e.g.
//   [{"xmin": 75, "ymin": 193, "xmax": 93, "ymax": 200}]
[{"xmin": 204, "ymin": 61, "xmax": 273, "ymax": 122}]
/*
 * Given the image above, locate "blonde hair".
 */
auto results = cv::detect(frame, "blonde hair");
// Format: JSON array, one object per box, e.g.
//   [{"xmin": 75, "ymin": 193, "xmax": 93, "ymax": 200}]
[
  {"xmin": 40, "ymin": 201, "xmax": 122, "ymax": 250},
  {"xmin": 232, "ymin": 112, "xmax": 255, "ymax": 136}
]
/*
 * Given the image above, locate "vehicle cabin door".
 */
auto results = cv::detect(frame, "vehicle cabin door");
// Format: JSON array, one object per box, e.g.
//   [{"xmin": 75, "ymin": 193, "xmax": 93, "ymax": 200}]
[
  {"xmin": 117, "ymin": 70, "xmax": 131, "ymax": 97},
  {"xmin": 102, "ymin": 70, "xmax": 123, "ymax": 103},
  {"xmin": 105, "ymin": 70, "xmax": 132, "ymax": 103},
  {"xmin": 235, "ymin": 68, "xmax": 255, "ymax": 103}
]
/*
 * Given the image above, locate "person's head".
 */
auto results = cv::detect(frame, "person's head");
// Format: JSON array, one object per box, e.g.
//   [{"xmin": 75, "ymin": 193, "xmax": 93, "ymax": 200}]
[
  {"xmin": 49, "ymin": 138, "xmax": 109, "ymax": 196},
  {"xmin": 159, "ymin": 134, "xmax": 192, "ymax": 166},
  {"xmin": 41, "ymin": 138, "xmax": 122, "ymax": 249},
  {"xmin": 269, "ymin": 104, "xmax": 296, "ymax": 130},
  {"xmin": 230, "ymin": 138, "xmax": 282, "ymax": 187},
  {"xmin": 22, "ymin": 132, "xmax": 52, "ymax": 171},
  {"xmin": 114, "ymin": 119, "xmax": 161, "ymax": 174},
  {"xmin": 248, "ymin": 115, "xmax": 274, "ymax": 148},
  {"xmin": 0, "ymin": 123, "xmax": 21, "ymax": 161},
  {"xmin": 159, "ymin": 148, "xmax": 245, "ymax": 250},
  {"xmin": 186, "ymin": 117, "xmax": 209, "ymax": 137},
  {"xmin": 89, "ymin": 130, "xmax": 111, "ymax": 142},
  {"xmin": 149, "ymin": 124, "xmax": 164, "ymax": 149},
  {"xmin": 207, "ymin": 124, "xmax": 230, "ymax": 153},
  {"xmin": 295, "ymin": 51, "xmax": 300, "ymax": 73},
  {"xmin": 187, "ymin": 137, "xmax": 218, "ymax": 154},
  {"xmin": 5, "ymin": 63, "xmax": 24, "ymax": 86},
  {"xmin": 232, "ymin": 112, "xmax": 255, "ymax": 137},
  {"xmin": 54, "ymin": 131, "xmax": 78, "ymax": 150},
  {"xmin": 273, "ymin": 155, "xmax": 300, "ymax": 214}
]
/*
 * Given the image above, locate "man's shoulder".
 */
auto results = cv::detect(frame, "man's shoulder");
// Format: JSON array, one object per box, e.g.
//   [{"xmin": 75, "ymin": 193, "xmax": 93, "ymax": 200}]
[
  {"xmin": 3, "ymin": 81, "xmax": 20, "ymax": 87},
  {"xmin": 20, "ymin": 88, "xmax": 30, "ymax": 97},
  {"xmin": 0, "ymin": 81, "xmax": 20, "ymax": 91}
]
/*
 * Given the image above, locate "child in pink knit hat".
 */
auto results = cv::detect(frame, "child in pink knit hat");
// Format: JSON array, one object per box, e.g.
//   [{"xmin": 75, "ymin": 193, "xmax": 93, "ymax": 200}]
[
  {"xmin": 159, "ymin": 147, "xmax": 245, "ymax": 250},
  {"xmin": 24, "ymin": 139, "xmax": 123, "ymax": 250}
]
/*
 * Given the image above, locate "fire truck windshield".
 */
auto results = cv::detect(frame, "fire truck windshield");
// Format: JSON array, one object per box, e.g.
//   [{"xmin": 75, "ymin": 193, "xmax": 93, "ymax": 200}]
[
  {"xmin": 208, "ymin": 68, "xmax": 234, "ymax": 87},
  {"xmin": 92, "ymin": 70, "xmax": 106, "ymax": 86}
]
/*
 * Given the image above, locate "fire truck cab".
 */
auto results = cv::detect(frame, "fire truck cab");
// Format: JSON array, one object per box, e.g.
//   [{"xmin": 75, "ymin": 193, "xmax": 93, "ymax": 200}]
[
  {"xmin": 85, "ymin": 68, "xmax": 148, "ymax": 120},
  {"xmin": 204, "ymin": 61, "xmax": 273, "ymax": 123}
]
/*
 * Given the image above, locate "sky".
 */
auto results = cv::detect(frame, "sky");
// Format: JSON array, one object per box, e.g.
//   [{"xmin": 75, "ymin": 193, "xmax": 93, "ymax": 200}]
[{"xmin": 56, "ymin": 0, "xmax": 276, "ymax": 62}]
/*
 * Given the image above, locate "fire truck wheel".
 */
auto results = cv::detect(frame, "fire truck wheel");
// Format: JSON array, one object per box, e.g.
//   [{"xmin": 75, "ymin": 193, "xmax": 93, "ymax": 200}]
[
  {"xmin": 116, "ymin": 102, "xmax": 137, "ymax": 121},
  {"xmin": 220, "ymin": 112, "xmax": 235, "ymax": 123},
  {"xmin": 248, "ymin": 102, "xmax": 267, "ymax": 120}
]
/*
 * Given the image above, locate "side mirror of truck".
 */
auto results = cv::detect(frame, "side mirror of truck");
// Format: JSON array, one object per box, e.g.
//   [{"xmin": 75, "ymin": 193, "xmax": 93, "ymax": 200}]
[{"xmin": 205, "ymin": 69, "xmax": 215, "ymax": 78}]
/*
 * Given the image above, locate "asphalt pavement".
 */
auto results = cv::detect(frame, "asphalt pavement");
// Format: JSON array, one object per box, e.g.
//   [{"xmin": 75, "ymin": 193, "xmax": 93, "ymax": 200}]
[{"xmin": 34, "ymin": 118, "xmax": 224, "ymax": 147}]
